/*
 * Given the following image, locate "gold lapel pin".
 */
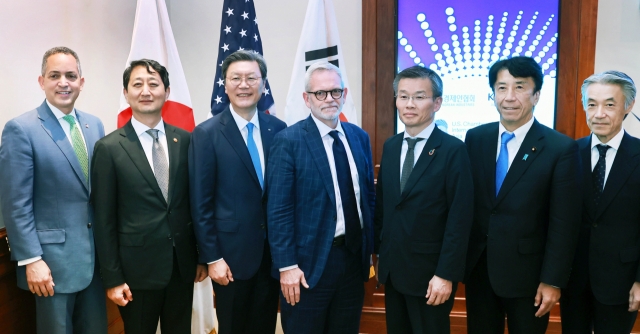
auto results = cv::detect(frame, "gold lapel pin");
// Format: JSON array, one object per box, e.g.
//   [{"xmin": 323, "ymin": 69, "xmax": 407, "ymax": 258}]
[
  {"xmin": 173, "ymin": 138, "xmax": 178, "ymax": 143},
  {"xmin": 429, "ymin": 149, "xmax": 435, "ymax": 155},
  {"xmin": 531, "ymin": 147, "xmax": 537, "ymax": 152}
]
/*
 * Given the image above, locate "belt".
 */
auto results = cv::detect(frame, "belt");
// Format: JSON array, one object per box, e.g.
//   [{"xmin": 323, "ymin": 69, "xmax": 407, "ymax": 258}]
[{"xmin": 332, "ymin": 235, "xmax": 345, "ymax": 247}]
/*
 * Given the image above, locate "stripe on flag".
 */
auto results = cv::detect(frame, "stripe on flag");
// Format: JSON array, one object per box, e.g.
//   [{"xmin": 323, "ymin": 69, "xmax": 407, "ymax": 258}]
[
  {"xmin": 283, "ymin": 0, "xmax": 359, "ymax": 127},
  {"xmin": 210, "ymin": 0, "xmax": 276, "ymax": 117},
  {"xmin": 118, "ymin": 0, "xmax": 195, "ymax": 132}
]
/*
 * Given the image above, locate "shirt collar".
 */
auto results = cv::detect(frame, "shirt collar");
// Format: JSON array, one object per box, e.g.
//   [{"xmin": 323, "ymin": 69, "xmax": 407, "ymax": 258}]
[
  {"xmin": 591, "ymin": 129, "xmax": 624, "ymax": 151},
  {"xmin": 403, "ymin": 121, "xmax": 436, "ymax": 140},
  {"xmin": 46, "ymin": 99, "xmax": 78, "ymax": 121},
  {"xmin": 230, "ymin": 105, "xmax": 260, "ymax": 131},
  {"xmin": 498, "ymin": 116, "xmax": 535, "ymax": 140},
  {"xmin": 310, "ymin": 113, "xmax": 345, "ymax": 138},
  {"xmin": 130, "ymin": 116, "xmax": 165, "ymax": 137}
]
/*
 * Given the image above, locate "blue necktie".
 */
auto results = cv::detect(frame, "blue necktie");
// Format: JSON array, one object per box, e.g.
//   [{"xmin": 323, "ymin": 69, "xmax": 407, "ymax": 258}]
[
  {"xmin": 246, "ymin": 123, "xmax": 263, "ymax": 189},
  {"xmin": 592, "ymin": 144, "xmax": 610, "ymax": 206},
  {"xmin": 495, "ymin": 132, "xmax": 515, "ymax": 196},
  {"xmin": 328, "ymin": 131, "xmax": 362, "ymax": 254}
]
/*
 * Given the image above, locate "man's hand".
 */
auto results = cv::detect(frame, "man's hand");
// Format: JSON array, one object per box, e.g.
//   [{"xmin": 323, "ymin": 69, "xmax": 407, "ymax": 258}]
[
  {"xmin": 26, "ymin": 259, "xmax": 55, "ymax": 297},
  {"xmin": 628, "ymin": 282, "xmax": 640, "ymax": 311},
  {"xmin": 195, "ymin": 264, "xmax": 208, "ymax": 283},
  {"xmin": 280, "ymin": 268, "xmax": 309, "ymax": 306},
  {"xmin": 107, "ymin": 283, "xmax": 133, "ymax": 307},
  {"xmin": 534, "ymin": 282, "xmax": 560, "ymax": 317},
  {"xmin": 425, "ymin": 275, "xmax": 452, "ymax": 306},
  {"xmin": 208, "ymin": 260, "xmax": 234, "ymax": 285}
]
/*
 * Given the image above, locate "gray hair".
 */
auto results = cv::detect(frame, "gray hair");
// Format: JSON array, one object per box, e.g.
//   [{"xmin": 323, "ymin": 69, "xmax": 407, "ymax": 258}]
[
  {"xmin": 41, "ymin": 46, "xmax": 82, "ymax": 77},
  {"xmin": 582, "ymin": 70, "xmax": 636, "ymax": 110},
  {"xmin": 304, "ymin": 62, "xmax": 344, "ymax": 92},
  {"xmin": 393, "ymin": 65, "xmax": 443, "ymax": 98},
  {"xmin": 221, "ymin": 50, "xmax": 267, "ymax": 81}
]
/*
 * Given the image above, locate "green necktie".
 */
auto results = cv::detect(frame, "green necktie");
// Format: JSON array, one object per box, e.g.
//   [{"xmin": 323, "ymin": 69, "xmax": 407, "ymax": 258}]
[{"xmin": 62, "ymin": 115, "xmax": 89, "ymax": 182}]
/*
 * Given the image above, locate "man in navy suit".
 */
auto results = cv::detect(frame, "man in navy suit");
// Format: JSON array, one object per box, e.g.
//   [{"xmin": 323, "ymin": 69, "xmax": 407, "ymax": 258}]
[
  {"xmin": 267, "ymin": 62, "xmax": 375, "ymax": 333},
  {"xmin": 374, "ymin": 66, "xmax": 474, "ymax": 333},
  {"xmin": 0, "ymin": 47, "xmax": 107, "ymax": 333},
  {"xmin": 189, "ymin": 50, "xmax": 286, "ymax": 334},
  {"xmin": 561, "ymin": 71, "xmax": 640, "ymax": 333},
  {"xmin": 464, "ymin": 56, "xmax": 582, "ymax": 333}
]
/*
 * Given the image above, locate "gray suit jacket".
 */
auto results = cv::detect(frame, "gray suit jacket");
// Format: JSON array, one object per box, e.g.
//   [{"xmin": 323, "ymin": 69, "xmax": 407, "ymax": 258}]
[{"xmin": 0, "ymin": 100, "xmax": 104, "ymax": 293}]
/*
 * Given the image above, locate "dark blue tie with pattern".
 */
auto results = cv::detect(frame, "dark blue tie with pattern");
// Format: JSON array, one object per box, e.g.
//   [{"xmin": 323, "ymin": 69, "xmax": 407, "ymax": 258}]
[{"xmin": 593, "ymin": 144, "xmax": 610, "ymax": 206}]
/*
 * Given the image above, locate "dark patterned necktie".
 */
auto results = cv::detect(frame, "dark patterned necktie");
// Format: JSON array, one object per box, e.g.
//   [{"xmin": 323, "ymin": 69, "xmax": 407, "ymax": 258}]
[
  {"xmin": 401, "ymin": 138, "xmax": 423, "ymax": 192},
  {"xmin": 328, "ymin": 131, "xmax": 361, "ymax": 254},
  {"xmin": 592, "ymin": 144, "xmax": 610, "ymax": 206}
]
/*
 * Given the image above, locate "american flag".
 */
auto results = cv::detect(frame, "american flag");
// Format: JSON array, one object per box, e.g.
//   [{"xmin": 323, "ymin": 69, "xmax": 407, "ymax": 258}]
[{"xmin": 211, "ymin": 0, "xmax": 275, "ymax": 116}]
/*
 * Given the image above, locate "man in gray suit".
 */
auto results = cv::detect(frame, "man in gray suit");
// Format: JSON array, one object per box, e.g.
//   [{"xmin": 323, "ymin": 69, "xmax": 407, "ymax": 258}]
[{"xmin": 0, "ymin": 47, "xmax": 107, "ymax": 333}]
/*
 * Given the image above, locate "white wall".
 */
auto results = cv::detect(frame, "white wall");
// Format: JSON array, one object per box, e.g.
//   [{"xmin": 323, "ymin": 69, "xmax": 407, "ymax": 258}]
[
  {"xmin": 0, "ymin": 0, "xmax": 362, "ymax": 137},
  {"xmin": 593, "ymin": 0, "xmax": 640, "ymax": 136}
]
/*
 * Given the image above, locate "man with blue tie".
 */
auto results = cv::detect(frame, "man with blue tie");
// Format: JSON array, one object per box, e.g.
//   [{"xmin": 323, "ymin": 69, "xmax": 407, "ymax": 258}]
[
  {"xmin": 561, "ymin": 71, "xmax": 640, "ymax": 333},
  {"xmin": 464, "ymin": 56, "xmax": 582, "ymax": 333},
  {"xmin": 189, "ymin": 50, "xmax": 286, "ymax": 334},
  {"xmin": 267, "ymin": 62, "xmax": 375, "ymax": 333},
  {"xmin": 0, "ymin": 47, "xmax": 107, "ymax": 333}
]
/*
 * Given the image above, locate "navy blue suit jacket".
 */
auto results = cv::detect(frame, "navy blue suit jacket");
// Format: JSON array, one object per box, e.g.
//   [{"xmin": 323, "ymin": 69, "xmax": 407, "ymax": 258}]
[
  {"xmin": 267, "ymin": 116, "xmax": 375, "ymax": 289},
  {"xmin": 189, "ymin": 107, "xmax": 286, "ymax": 280},
  {"xmin": 565, "ymin": 132, "xmax": 640, "ymax": 305}
]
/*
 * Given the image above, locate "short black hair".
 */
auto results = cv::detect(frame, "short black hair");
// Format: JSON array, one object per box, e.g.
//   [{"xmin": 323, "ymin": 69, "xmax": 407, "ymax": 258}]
[
  {"xmin": 42, "ymin": 46, "xmax": 82, "ymax": 76},
  {"xmin": 393, "ymin": 65, "xmax": 443, "ymax": 98},
  {"xmin": 488, "ymin": 56, "xmax": 543, "ymax": 93},
  {"xmin": 123, "ymin": 59, "xmax": 170, "ymax": 91},
  {"xmin": 221, "ymin": 50, "xmax": 267, "ymax": 82}
]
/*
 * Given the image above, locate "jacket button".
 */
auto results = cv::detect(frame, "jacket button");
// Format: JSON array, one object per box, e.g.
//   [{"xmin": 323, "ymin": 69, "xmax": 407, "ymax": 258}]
[
  {"xmin": 260, "ymin": 224, "xmax": 266, "ymax": 229},
  {"xmin": 592, "ymin": 223, "xmax": 597, "ymax": 228},
  {"xmin": 87, "ymin": 223, "xmax": 92, "ymax": 228},
  {"xmin": 168, "ymin": 234, "xmax": 172, "ymax": 239}
]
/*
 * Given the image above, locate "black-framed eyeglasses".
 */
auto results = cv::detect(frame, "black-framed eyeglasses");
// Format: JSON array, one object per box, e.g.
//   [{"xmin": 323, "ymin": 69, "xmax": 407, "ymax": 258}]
[{"xmin": 307, "ymin": 89, "xmax": 344, "ymax": 101}]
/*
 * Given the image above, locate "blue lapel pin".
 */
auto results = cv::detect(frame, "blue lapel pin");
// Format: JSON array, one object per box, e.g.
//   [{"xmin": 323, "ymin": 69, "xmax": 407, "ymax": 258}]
[
  {"xmin": 429, "ymin": 149, "xmax": 435, "ymax": 156},
  {"xmin": 523, "ymin": 154, "xmax": 529, "ymax": 161}
]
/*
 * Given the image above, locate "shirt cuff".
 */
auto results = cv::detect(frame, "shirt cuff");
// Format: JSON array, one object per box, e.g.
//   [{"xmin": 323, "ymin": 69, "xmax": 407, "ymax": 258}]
[
  {"xmin": 18, "ymin": 256, "xmax": 42, "ymax": 266},
  {"xmin": 279, "ymin": 264, "xmax": 299, "ymax": 272},
  {"xmin": 207, "ymin": 258, "xmax": 223, "ymax": 265}
]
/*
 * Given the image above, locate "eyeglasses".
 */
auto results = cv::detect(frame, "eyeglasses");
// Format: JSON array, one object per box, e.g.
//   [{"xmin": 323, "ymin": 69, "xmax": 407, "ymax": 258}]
[
  {"xmin": 395, "ymin": 94, "xmax": 432, "ymax": 103},
  {"xmin": 307, "ymin": 89, "xmax": 344, "ymax": 101},
  {"xmin": 226, "ymin": 76, "xmax": 262, "ymax": 87}
]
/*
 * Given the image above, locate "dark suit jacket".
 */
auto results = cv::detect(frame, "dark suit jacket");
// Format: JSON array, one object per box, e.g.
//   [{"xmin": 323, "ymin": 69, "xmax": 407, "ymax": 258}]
[
  {"xmin": 91, "ymin": 121, "xmax": 198, "ymax": 290},
  {"xmin": 374, "ymin": 127, "xmax": 474, "ymax": 297},
  {"xmin": 267, "ymin": 116, "xmax": 375, "ymax": 289},
  {"xmin": 564, "ymin": 132, "xmax": 640, "ymax": 305},
  {"xmin": 464, "ymin": 120, "xmax": 582, "ymax": 298},
  {"xmin": 189, "ymin": 107, "xmax": 286, "ymax": 280}
]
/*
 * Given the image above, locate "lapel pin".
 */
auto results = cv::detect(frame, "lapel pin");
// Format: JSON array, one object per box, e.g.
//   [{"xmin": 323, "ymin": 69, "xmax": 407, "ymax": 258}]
[
  {"xmin": 85, "ymin": 124, "xmax": 89, "ymax": 128},
  {"xmin": 268, "ymin": 128, "xmax": 272, "ymax": 131},
  {"xmin": 173, "ymin": 138, "xmax": 178, "ymax": 143},
  {"xmin": 523, "ymin": 154, "xmax": 529, "ymax": 161},
  {"xmin": 532, "ymin": 147, "xmax": 537, "ymax": 152},
  {"xmin": 428, "ymin": 149, "xmax": 435, "ymax": 156}
]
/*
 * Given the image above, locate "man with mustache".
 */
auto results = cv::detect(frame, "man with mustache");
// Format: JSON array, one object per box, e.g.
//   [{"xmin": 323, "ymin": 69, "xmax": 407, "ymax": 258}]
[{"xmin": 267, "ymin": 62, "xmax": 375, "ymax": 333}]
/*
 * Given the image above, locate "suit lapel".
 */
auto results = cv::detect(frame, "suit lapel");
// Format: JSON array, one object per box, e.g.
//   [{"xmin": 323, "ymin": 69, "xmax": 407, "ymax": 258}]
[
  {"xmin": 259, "ymin": 112, "xmax": 274, "ymax": 162},
  {"xmin": 219, "ymin": 108, "xmax": 261, "ymax": 188},
  {"xmin": 596, "ymin": 132, "xmax": 640, "ymax": 219},
  {"xmin": 303, "ymin": 117, "xmax": 336, "ymax": 206},
  {"xmin": 481, "ymin": 123, "xmax": 499, "ymax": 205},
  {"xmin": 37, "ymin": 101, "xmax": 89, "ymax": 192},
  {"xmin": 385, "ymin": 134, "xmax": 404, "ymax": 202},
  {"xmin": 400, "ymin": 127, "xmax": 443, "ymax": 201},
  {"xmin": 119, "ymin": 122, "xmax": 167, "ymax": 205},
  {"xmin": 496, "ymin": 120, "xmax": 545, "ymax": 205},
  {"xmin": 578, "ymin": 137, "xmax": 596, "ymax": 220},
  {"xmin": 165, "ymin": 124, "xmax": 181, "ymax": 205},
  {"xmin": 342, "ymin": 123, "xmax": 366, "ymax": 191}
]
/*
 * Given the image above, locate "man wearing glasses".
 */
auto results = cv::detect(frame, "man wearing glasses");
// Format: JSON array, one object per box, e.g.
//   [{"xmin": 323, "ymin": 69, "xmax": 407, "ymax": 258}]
[
  {"xmin": 189, "ymin": 50, "xmax": 286, "ymax": 334},
  {"xmin": 374, "ymin": 66, "xmax": 474, "ymax": 333},
  {"xmin": 267, "ymin": 62, "xmax": 375, "ymax": 333}
]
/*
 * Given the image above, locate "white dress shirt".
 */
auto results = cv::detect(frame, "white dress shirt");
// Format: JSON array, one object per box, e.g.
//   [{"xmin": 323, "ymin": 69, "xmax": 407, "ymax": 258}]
[
  {"xmin": 280, "ymin": 115, "xmax": 363, "ymax": 272},
  {"xmin": 130, "ymin": 117, "xmax": 169, "ymax": 174},
  {"xmin": 590, "ymin": 129, "xmax": 624, "ymax": 187},
  {"xmin": 208, "ymin": 106, "xmax": 265, "ymax": 265},
  {"xmin": 496, "ymin": 117, "xmax": 535, "ymax": 169},
  {"xmin": 400, "ymin": 122, "xmax": 436, "ymax": 181},
  {"xmin": 19, "ymin": 101, "xmax": 89, "ymax": 266}
]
